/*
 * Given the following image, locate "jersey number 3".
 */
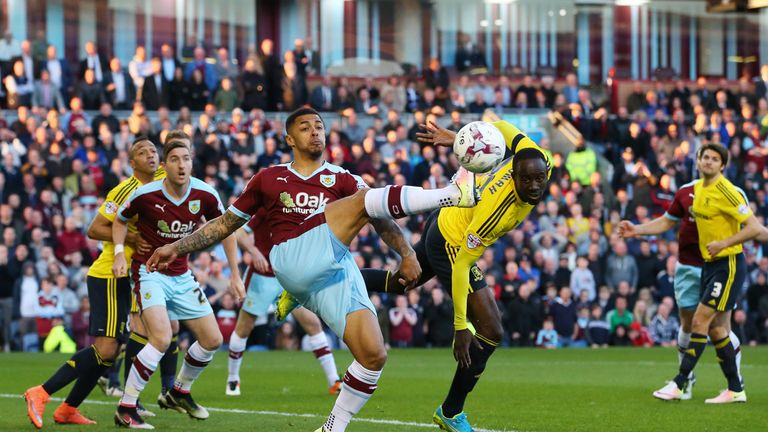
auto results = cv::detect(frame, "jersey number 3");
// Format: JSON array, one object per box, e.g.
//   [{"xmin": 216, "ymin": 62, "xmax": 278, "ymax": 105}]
[{"xmin": 711, "ymin": 282, "xmax": 723, "ymax": 298}]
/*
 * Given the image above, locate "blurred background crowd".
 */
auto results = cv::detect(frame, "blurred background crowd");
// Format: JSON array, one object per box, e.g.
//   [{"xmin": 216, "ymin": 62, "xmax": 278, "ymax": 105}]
[{"xmin": 1, "ymin": 28, "xmax": 768, "ymax": 355}]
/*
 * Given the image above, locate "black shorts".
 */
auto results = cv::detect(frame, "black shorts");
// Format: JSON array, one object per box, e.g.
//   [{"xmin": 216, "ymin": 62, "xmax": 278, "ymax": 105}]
[
  {"xmin": 87, "ymin": 276, "xmax": 131, "ymax": 342},
  {"xmin": 701, "ymin": 253, "xmax": 745, "ymax": 312},
  {"xmin": 412, "ymin": 210, "xmax": 487, "ymax": 295}
]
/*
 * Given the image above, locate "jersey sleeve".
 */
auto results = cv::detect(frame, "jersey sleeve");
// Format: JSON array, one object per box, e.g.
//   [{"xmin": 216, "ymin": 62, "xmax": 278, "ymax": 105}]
[
  {"xmin": 719, "ymin": 182, "xmax": 752, "ymax": 224},
  {"xmin": 98, "ymin": 185, "xmax": 123, "ymax": 223},
  {"xmin": 492, "ymin": 120, "xmax": 551, "ymax": 178},
  {"xmin": 229, "ymin": 172, "xmax": 263, "ymax": 221},
  {"xmin": 664, "ymin": 189, "xmax": 686, "ymax": 221},
  {"xmin": 204, "ymin": 190, "xmax": 226, "ymax": 220},
  {"xmin": 117, "ymin": 190, "xmax": 141, "ymax": 222}
]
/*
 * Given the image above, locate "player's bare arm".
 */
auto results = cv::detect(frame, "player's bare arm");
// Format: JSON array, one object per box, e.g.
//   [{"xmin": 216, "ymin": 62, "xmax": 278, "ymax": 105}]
[
  {"xmin": 370, "ymin": 219, "xmax": 421, "ymax": 289},
  {"xmin": 147, "ymin": 210, "xmax": 246, "ymax": 271},
  {"xmin": 236, "ymin": 227, "xmax": 270, "ymax": 273},
  {"xmin": 87, "ymin": 213, "xmax": 151, "ymax": 254},
  {"xmin": 111, "ymin": 217, "xmax": 129, "ymax": 277},
  {"xmin": 415, "ymin": 121, "xmax": 456, "ymax": 147},
  {"xmin": 706, "ymin": 213, "xmax": 763, "ymax": 257},
  {"xmin": 222, "ymin": 233, "xmax": 246, "ymax": 301},
  {"xmin": 618, "ymin": 217, "xmax": 675, "ymax": 238},
  {"xmin": 755, "ymin": 225, "xmax": 768, "ymax": 243}
]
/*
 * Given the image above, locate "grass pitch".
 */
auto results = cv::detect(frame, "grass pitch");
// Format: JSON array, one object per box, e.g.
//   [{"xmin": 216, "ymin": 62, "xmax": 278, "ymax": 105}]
[{"xmin": 1, "ymin": 347, "xmax": 766, "ymax": 431}]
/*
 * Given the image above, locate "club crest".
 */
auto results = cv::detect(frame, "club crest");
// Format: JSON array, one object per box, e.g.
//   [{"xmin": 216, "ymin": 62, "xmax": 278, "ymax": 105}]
[
  {"xmin": 189, "ymin": 199, "xmax": 201, "ymax": 214},
  {"xmin": 320, "ymin": 174, "xmax": 336, "ymax": 188}
]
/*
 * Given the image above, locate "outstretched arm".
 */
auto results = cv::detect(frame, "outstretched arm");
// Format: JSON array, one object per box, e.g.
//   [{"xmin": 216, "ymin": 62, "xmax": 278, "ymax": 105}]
[
  {"xmin": 618, "ymin": 216, "xmax": 676, "ymax": 238},
  {"xmin": 370, "ymin": 219, "xmax": 421, "ymax": 289},
  {"xmin": 147, "ymin": 210, "xmax": 246, "ymax": 271},
  {"xmin": 177, "ymin": 211, "xmax": 247, "ymax": 255}
]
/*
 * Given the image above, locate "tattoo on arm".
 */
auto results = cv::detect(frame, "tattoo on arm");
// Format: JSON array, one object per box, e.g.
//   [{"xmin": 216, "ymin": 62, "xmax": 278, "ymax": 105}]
[
  {"xmin": 175, "ymin": 211, "xmax": 246, "ymax": 255},
  {"xmin": 371, "ymin": 219, "xmax": 415, "ymax": 258}
]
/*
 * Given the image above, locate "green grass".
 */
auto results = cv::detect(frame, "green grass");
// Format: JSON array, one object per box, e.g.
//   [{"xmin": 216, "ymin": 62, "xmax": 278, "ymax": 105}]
[{"xmin": 1, "ymin": 347, "xmax": 767, "ymax": 431}]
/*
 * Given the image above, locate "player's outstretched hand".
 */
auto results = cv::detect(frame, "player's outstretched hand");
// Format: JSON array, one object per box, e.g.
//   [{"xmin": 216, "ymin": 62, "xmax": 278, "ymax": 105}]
[
  {"xmin": 146, "ymin": 244, "xmax": 177, "ymax": 272},
  {"xmin": 395, "ymin": 254, "xmax": 422, "ymax": 290},
  {"xmin": 112, "ymin": 253, "xmax": 128, "ymax": 278},
  {"xmin": 617, "ymin": 220, "xmax": 636, "ymax": 238},
  {"xmin": 415, "ymin": 121, "xmax": 456, "ymax": 147},
  {"xmin": 453, "ymin": 329, "xmax": 482, "ymax": 369},
  {"xmin": 229, "ymin": 275, "xmax": 246, "ymax": 303}
]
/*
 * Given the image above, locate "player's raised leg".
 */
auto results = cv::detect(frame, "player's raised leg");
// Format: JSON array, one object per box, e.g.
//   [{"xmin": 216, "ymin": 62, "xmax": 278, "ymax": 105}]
[
  {"xmin": 293, "ymin": 307, "xmax": 342, "ymax": 393},
  {"xmin": 322, "ymin": 167, "xmax": 477, "ymax": 247}
]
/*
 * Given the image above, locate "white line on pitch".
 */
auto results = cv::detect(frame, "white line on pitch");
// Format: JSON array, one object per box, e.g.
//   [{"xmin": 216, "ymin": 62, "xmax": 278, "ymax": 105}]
[{"xmin": 1, "ymin": 393, "xmax": 517, "ymax": 432}]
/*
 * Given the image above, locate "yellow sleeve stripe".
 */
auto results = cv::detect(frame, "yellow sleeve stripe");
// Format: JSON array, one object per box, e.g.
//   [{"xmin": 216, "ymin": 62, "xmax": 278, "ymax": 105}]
[
  {"xmin": 477, "ymin": 193, "xmax": 517, "ymax": 238},
  {"xmin": 715, "ymin": 183, "xmax": 740, "ymax": 207},
  {"xmin": 113, "ymin": 178, "xmax": 139, "ymax": 205}
]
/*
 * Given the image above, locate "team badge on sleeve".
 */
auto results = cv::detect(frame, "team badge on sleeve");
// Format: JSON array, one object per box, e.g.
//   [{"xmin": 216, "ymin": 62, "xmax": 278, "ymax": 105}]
[
  {"xmin": 189, "ymin": 200, "xmax": 201, "ymax": 214},
  {"xmin": 738, "ymin": 204, "xmax": 749, "ymax": 215},
  {"xmin": 320, "ymin": 174, "xmax": 336, "ymax": 188},
  {"xmin": 105, "ymin": 201, "xmax": 117, "ymax": 214},
  {"xmin": 467, "ymin": 233, "xmax": 482, "ymax": 249}
]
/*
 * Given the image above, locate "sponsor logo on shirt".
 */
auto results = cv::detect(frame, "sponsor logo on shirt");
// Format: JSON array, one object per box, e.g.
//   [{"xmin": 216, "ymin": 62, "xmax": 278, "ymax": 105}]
[
  {"xmin": 471, "ymin": 266, "xmax": 484, "ymax": 282},
  {"xmin": 157, "ymin": 220, "xmax": 196, "ymax": 238},
  {"xmin": 279, "ymin": 192, "xmax": 330, "ymax": 215}
]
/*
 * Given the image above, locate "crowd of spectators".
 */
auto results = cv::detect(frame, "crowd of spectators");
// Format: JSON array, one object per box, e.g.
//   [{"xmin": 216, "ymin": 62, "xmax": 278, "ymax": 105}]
[{"xmin": 1, "ymin": 30, "xmax": 768, "ymax": 354}]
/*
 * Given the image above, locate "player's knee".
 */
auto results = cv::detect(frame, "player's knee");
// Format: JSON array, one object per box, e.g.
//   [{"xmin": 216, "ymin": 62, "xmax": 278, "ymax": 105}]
[
  {"xmin": 150, "ymin": 334, "xmax": 172, "ymax": 352},
  {"xmin": 359, "ymin": 347, "xmax": 387, "ymax": 371},
  {"xmin": 94, "ymin": 337, "xmax": 120, "ymax": 360},
  {"xmin": 199, "ymin": 331, "xmax": 223, "ymax": 351}
]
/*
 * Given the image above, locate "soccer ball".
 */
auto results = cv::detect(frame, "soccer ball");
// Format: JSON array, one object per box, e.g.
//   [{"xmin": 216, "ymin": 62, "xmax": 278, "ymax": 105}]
[{"xmin": 453, "ymin": 121, "xmax": 505, "ymax": 173}]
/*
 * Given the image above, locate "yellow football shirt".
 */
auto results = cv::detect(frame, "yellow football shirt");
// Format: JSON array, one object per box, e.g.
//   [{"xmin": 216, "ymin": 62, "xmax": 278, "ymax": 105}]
[
  {"xmin": 87, "ymin": 167, "xmax": 166, "ymax": 278},
  {"xmin": 437, "ymin": 122, "xmax": 550, "ymax": 329},
  {"xmin": 692, "ymin": 175, "xmax": 751, "ymax": 261}
]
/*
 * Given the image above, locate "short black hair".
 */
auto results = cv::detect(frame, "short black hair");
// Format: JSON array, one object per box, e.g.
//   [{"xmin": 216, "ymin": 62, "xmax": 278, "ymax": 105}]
[
  {"xmin": 163, "ymin": 139, "xmax": 191, "ymax": 161},
  {"xmin": 285, "ymin": 107, "xmax": 322, "ymax": 133},
  {"xmin": 129, "ymin": 136, "xmax": 154, "ymax": 160},
  {"xmin": 513, "ymin": 147, "xmax": 548, "ymax": 172}
]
